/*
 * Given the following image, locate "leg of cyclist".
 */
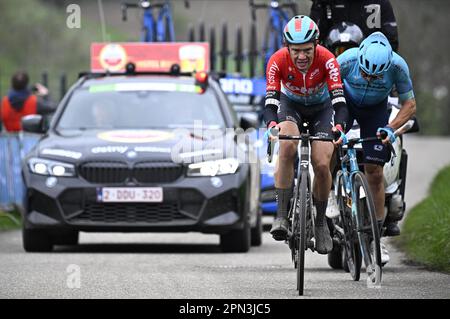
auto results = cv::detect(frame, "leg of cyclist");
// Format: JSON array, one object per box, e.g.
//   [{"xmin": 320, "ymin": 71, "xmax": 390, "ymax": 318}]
[
  {"xmin": 311, "ymin": 141, "xmax": 334, "ymax": 254},
  {"xmin": 310, "ymin": 103, "xmax": 335, "ymax": 254},
  {"xmin": 270, "ymin": 120, "xmax": 299, "ymax": 240},
  {"xmin": 353, "ymin": 98, "xmax": 391, "ymax": 264},
  {"xmin": 270, "ymin": 95, "xmax": 302, "ymax": 241}
]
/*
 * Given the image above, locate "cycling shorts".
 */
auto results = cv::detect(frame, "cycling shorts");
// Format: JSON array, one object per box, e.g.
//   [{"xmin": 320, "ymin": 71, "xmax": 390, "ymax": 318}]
[
  {"xmin": 277, "ymin": 93, "xmax": 334, "ymax": 139},
  {"xmin": 345, "ymin": 96, "xmax": 391, "ymax": 166}
]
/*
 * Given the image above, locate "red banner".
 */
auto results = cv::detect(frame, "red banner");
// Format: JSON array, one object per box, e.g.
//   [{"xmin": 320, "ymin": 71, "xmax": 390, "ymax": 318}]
[{"xmin": 91, "ymin": 42, "xmax": 210, "ymax": 73}]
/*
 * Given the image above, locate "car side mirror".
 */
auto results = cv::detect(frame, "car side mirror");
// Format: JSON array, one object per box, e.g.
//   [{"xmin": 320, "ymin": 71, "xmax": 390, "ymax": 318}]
[
  {"xmin": 239, "ymin": 113, "xmax": 259, "ymax": 130},
  {"xmin": 22, "ymin": 114, "xmax": 46, "ymax": 134}
]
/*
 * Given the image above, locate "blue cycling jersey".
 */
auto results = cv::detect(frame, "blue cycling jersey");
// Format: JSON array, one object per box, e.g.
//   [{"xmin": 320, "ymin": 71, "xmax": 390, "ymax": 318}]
[{"xmin": 337, "ymin": 48, "xmax": 415, "ymax": 106}]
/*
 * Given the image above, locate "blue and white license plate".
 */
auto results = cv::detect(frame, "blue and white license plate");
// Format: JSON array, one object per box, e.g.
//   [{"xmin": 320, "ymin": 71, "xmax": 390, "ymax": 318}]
[{"xmin": 97, "ymin": 187, "xmax": 163, "ymax": 203}]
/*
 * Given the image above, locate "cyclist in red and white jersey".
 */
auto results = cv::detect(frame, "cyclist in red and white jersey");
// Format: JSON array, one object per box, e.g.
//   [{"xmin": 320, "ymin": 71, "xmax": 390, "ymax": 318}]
[{"xmin": 265, "ymin": 15, "xmax": 348, "ymax": 254}]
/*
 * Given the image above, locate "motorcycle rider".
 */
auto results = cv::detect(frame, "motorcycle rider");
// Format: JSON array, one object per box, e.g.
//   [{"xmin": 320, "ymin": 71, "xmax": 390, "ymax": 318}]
[
  {"xmin": 309, "ymin": 0, "xmax": 399, "ymax": 51},
  {"xmin": 334, "ymin": 32, "xmax": 416, "ymax": 264}
]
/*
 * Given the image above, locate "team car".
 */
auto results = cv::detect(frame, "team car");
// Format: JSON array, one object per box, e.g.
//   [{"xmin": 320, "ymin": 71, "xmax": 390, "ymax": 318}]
[{"xmin": 20, "ymin": 55, "xmax": 262, "ymax": 253}]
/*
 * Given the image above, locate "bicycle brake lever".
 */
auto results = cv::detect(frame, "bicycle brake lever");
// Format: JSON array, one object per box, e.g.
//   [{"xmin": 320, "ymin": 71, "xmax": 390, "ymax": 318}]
[{"xmin": 379, "ymin": 131, "xmax": 396, "ymax": 157}]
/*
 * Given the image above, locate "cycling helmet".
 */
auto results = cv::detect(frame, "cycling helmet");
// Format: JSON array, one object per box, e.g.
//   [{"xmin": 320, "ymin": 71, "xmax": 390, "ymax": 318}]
[
  {"xmin": 283, "ymin": 15, "xmax": 319, "ymax": 45},
  {"xmin": 358, "ymin": 32, "xmax": 393, "ymax": 75},
  {"xmin": 325, "ymin": 22, "xmax": 364, "ymax": 56}
]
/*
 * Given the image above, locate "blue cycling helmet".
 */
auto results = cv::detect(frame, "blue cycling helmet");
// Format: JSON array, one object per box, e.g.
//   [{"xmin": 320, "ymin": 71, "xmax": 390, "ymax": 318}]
[
  {"xmin": 358, "ymin": 32, "xmax": 393, "ymax": 75},
  {"xmin": 283, "ymin": 15, "xmax": 319, "ymax": 44}
]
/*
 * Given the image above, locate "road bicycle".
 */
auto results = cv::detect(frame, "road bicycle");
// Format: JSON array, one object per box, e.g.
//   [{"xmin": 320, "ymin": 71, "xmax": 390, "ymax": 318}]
[
  {"xmin": 330, "ymin": 121, "xmax": 414, "ymax": 286},
  {"xmin": 267, "ymin": 122, "xmax": 334, "ymax": 296},
  {"xmin": 121, "ymin": 0, "xmax": 189, "ymax": 42},
  {"xmin": 248, "ymin": 0, "xmax": 297, "ymax": 77}
]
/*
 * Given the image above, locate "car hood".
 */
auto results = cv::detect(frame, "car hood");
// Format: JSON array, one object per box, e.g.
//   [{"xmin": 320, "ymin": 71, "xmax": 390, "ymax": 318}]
[{"xmin": 34, "ymin": 128, "xmax": 236, "ymax": 164}]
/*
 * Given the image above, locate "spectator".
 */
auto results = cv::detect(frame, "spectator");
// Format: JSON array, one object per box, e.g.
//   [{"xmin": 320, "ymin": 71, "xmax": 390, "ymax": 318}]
[
  {"xmin": 1, "ymin": 71, "xmax": 56, "ymax": 132},
  {"xmin": 309, "ymin": 0, "xmax": 399, "ymax": 51}
]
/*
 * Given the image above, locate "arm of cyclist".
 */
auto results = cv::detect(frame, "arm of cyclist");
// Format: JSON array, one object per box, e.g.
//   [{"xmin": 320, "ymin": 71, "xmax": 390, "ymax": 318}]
[
  {"xmin": 324, "ymin": 54, "xmax": 349, "ymax": 145},
  {"xmin": 378, "ymin": 54, "xmax": 416, "ymax": 144},
  {"xmin": 380, "ymin": 0, "xmax": 399, "ymax": 51},
  {"xmin": 263, "ymin": 54, "xmax": 282, "ymax": 140}
]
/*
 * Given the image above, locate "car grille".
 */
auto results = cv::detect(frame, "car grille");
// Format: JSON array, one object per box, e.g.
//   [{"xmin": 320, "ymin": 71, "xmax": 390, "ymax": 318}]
[
  {"xmin": 70, "ymin": 202, "xmax": 188, "ymax": 224},
  {"xmin": 78, "ymin": 161, "xmax": 183, "ymax": 184}
]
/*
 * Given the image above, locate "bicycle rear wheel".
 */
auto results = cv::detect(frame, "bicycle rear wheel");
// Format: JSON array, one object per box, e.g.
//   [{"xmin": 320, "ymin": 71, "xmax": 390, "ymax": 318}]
[
  {"xmin": 353, "ymin": 172, "xmax": 382, "ymax": 286},
  {"xmin": 297, "ymin": 170, "xmax": 310, "ymax": 295},
  {"xmin": 336, "ymin": 171, "xmax": 361, "ymax": 281}
]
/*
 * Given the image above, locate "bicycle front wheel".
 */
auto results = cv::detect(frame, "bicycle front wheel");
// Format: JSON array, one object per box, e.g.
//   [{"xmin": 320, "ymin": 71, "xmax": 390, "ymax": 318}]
[
  {"xmin": 352, "ymin": 172, "xmax": 382, "ymax": 286},
  {"xmin": 297, "ymin": 171, "xmax": 310, "ymax": 296},
  {"xmin": 336, "ymin": 171, "xmax": 361, "ymax": 281}
]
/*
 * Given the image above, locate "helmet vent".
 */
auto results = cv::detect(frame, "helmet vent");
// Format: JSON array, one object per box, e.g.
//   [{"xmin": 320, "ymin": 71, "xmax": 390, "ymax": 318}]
[
  {"xmin": 372, "ymin": 64, "xmax": 378, "ymax": 73},
  {"xmin": 305, "ymin": 29, "xmax": 312, "ymax": 39},
  {"xmin": 285, "ymin": 32, "xmax": 293, "ymax": 42},
  {"xmin": 365, "ymin": 59, "xmax": 370, "ymax": 70}
]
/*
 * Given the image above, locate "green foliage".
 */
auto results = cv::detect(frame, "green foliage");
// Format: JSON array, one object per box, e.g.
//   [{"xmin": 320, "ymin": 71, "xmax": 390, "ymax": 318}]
[
  {"xmin": 398, "ymin": 165, "xmax": 450, "ymax": 273},
  {"xmin": 0, "ymin": 209, "xmax": 22, "ymax": 231}
]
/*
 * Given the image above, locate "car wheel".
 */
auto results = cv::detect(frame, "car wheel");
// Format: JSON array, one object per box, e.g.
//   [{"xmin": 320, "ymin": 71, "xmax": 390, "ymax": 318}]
[
  {"xmin": 22, "ymin": 228, "xmax": 53, "ymax": 252},
  {"xmin": 251, "ymin": 209, "xmax": 263, "ymax": 247},
  {"xmin": 220, "ymin": 220, "xmax": 251, "ymax": 253},
  {"xmin": 53, "ymin": 230, "xmax": 79, "ymax": 246}
]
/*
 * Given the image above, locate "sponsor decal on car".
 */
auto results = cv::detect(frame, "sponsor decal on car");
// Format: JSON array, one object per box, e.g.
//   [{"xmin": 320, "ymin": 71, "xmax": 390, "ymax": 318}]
[{"xmin": 97, "ymin": 130, "xmax": 175, "ymax": 143}]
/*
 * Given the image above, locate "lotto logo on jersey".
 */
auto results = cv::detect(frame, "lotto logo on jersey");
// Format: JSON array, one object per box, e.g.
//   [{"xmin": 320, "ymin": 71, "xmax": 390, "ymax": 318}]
[{"xmin": 325, "ymin": 58, "xmax": 339, "ymax": 82}]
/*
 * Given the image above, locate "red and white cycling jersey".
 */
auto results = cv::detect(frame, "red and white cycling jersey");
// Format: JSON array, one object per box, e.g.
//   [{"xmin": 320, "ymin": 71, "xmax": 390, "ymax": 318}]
[{"xmin": 266, "ymin": 45, "xmax": 343, "ymax": 105}]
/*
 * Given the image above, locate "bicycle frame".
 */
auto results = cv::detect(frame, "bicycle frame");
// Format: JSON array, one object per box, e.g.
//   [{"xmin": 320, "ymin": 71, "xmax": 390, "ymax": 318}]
[
  {"xmin": 122, "ymin": 0, "xmax": 177, "ymax": 42},
  {"xmin": 249, "ymin": 0, "xmax": 297, "ymax": 76},
  {"xmin": 264, "ymin": 2, "xmax": 290, "ymax": 69}
]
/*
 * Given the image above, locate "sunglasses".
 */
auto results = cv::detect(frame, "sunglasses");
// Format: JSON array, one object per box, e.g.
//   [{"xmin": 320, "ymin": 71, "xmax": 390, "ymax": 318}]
[{"xmin": 360, "ymin": 68, "xmax": 383, "ymax": 81}]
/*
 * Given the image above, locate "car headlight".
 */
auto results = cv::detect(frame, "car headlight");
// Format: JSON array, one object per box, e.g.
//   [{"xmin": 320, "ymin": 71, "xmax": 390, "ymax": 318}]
[
  {"xmin": 187, "ymin": 158, "xmax": 240, "ymax": 177},
  {"xmin": 28, "ymin": 158, "xmax": 76, "ymax": 177}
]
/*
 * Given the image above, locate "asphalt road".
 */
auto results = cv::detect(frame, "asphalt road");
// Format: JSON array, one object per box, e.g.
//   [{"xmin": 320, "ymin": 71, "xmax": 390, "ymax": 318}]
[{"xmin": 0, "ymin": 135, "xmax": 449, "ymax": 299}]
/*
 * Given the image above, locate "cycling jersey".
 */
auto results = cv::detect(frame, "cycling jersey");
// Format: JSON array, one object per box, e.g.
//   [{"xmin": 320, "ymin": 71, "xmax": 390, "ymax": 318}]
[
  {"xmin": 337, "ymin": 47, "xmax": 415, "ymax": 106},
  {"xmin": 264, "ymin": 45, "xmax": 347, "ymax": 126}
]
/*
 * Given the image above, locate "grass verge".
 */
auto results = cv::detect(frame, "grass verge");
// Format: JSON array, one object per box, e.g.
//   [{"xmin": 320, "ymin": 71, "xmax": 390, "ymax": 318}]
[
  {"xmin": 396, "ymin": 165, "xmax": 450, "ymax": 273},
  {"xmin": 0, "ymin": 208, "xmax": 22, "ymax": 231}
]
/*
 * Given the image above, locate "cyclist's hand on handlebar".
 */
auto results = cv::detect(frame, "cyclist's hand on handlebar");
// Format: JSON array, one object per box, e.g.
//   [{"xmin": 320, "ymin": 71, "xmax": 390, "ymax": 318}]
[
  {"xmin": 377, "ymin": 126, "xmax": 396, "ymax": 144},
  {"xmin": 265, "ymin": 121, "xmax": 280, "ymax": 141},
  {"xmin": 332, "ymin": 124, "xmax": 346, "ymax": 146}
]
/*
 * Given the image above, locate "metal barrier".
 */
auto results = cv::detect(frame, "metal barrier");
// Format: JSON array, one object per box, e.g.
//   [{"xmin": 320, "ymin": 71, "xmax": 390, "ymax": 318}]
[{"xmin": 0, "ymin": 133, "xmax": 41, "ymax": 210}]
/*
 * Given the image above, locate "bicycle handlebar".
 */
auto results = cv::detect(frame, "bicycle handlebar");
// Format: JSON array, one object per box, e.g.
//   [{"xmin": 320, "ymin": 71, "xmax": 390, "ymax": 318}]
[
  {"xmin": 122, "ymin": 0, "xmax": 185, "ymax": 21},
  {"xmin": 266, "ymin": 127, "xmax": 334, "ymax": 162}
]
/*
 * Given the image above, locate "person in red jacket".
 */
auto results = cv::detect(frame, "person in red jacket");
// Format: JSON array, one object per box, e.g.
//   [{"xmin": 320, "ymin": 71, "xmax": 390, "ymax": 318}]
[{"xmin": 1, "ymin": 71, "xmax": 56, "ymax": 132}]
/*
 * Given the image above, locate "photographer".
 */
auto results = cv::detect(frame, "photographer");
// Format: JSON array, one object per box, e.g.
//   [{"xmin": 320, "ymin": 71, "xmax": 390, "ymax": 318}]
[
  {"xmin": 309, "ymin": 0, "xmax": 399, "ymax": 51},
  {"xmin": 1, "ymin": 71, "xmax": 56, "ymax": 132}
]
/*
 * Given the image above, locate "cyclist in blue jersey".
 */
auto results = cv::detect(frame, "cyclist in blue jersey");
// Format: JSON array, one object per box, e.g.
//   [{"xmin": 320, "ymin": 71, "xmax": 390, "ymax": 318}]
[{"xmin": 335, "ymin": 31, "xmax": 416, "ymax": 263}]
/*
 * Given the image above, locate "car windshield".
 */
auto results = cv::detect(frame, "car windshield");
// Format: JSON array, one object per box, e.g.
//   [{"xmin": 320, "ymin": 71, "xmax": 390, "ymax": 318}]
[{"xmin": 56, "ymin": 83, "xmax": 225, "ymax": 130}]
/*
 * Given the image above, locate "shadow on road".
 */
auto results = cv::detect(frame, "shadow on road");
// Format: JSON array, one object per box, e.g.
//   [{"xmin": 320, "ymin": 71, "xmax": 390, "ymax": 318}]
[{"xmin": 53, "ymin": 243, "xmax": 223, "ymax": 254}]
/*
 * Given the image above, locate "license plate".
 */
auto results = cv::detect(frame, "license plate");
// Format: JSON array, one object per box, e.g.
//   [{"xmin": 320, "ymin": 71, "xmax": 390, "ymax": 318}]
[{"xmin": 98, "ymin": 187, "xmax": 163, "ymax": 203}]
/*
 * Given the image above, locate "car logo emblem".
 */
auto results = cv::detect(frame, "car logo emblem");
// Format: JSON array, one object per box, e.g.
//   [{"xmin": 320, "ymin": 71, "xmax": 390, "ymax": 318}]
[
  {"xmin": 126, "ymin": 151, "xmax": 137, "ymax": 158},
  {"xmin": 210, "ymin": 177, "xmax": 223, "ymax": 188}
]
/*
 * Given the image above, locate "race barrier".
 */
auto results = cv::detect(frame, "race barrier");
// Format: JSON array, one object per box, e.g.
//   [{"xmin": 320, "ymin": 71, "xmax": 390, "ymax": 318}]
[{"xmin": 0, "ymin": 133, "xmax": 41, "ymax": 210}]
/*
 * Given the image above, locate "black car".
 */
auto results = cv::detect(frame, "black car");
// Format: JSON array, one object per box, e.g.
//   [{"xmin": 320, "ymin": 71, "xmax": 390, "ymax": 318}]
[{"xmin": 21, "ymin": 68, "xmax": 262, "ymax": 252}]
